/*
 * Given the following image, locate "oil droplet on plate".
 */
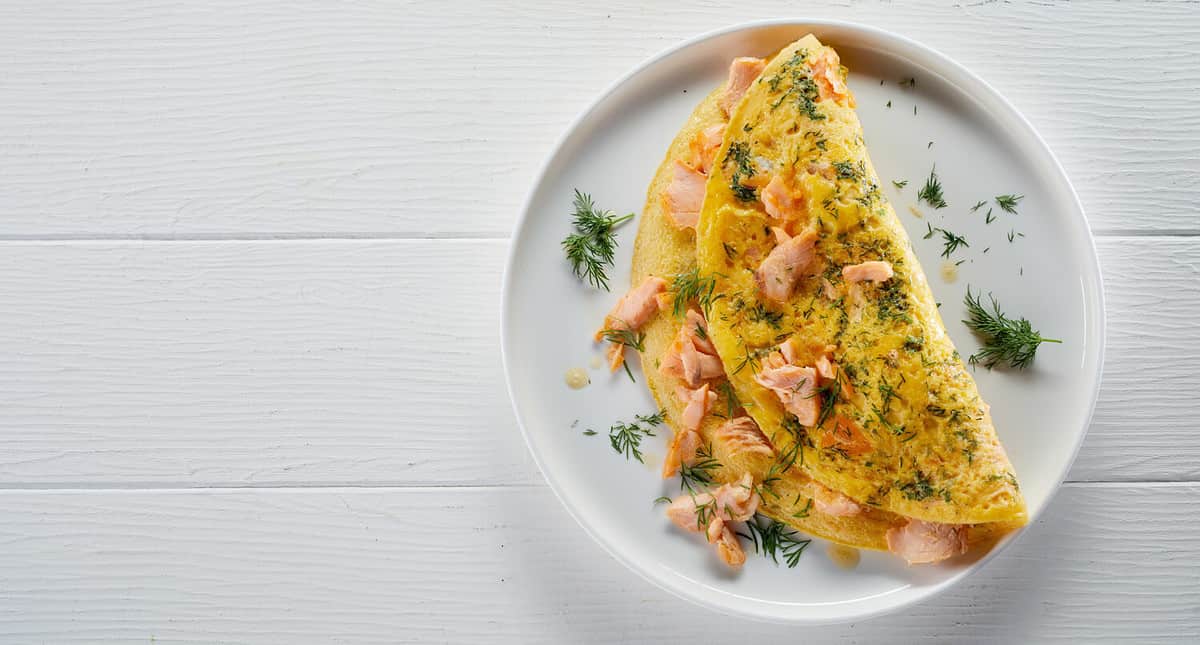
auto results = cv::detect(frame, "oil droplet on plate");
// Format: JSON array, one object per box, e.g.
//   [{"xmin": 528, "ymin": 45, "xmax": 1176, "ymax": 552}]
[
  {"xmin": 589, "ymin": 356, "xmax": 603, "ymax": 370},
  {"xmin": 940, "ymin": 260, "xmax": 959, "ymax": 283},
  {"xmin": 827, "ymin": 543, "xmax": 860, "ymax": 570},
  {"xmin": 564, "ymin": 367, "xmax": 590, "ymax": 389}
]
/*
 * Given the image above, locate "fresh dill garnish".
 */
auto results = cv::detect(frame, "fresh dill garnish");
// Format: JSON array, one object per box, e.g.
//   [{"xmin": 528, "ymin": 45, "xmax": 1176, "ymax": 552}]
[
  {"xmin": 606, "ymin": 412, "xmax": 664, "ymax": 463},
  {"xmin": 792, "ymin": 497, "xmax": 813, "ymax": 519},
  {"xmin": 715, "ymin": 380, "xmax": 741, "ymax": 418},
  {"xmin": 669, "ymin": 268, "xmax": 723, "ymax": 317},
  {"xmin": 1007, "ymin": 230, "xmax": 1015, "ymax": 243},
  {"xmin": 733, "ymin": 346, "xmax": 771, "ymax": 375},
  {"xmin": 917, "ymin": 166, "xmax": 947, "ymax": 209},
  {"xmin": 985, "ymin": 208, "xmax": 996, "ymax": 224},
  {"xmin": 898, "ymin": 471, "xmax": 934, "ymax": 501},
  {"xmin": 561, "ymin": 190, "xmax": 635, "ymax": 291},
  {"xmin": 679, "ymin": 445, "xmax": 721, "ymax": 493},
  {"xmin": 738, "ymin": 515, "xmax": 812, "ymax": 568},
  {"xmin": 923, "ymin": 223, "xmax": 969, "ymax": 258},
  {"xmin": 599, "ymin": 328, "xmax": 647, "ymax": 382},
  {"xmin": 768, "ymin": 50, "xmax": 825, "ymax": 121},
  {"xmin": 995, "ymin": 194, "xmax": 1023, "ymax": 214},
  {"xmin": 748, "ymin": 302, "xmax": 784, "ymax": 328},
  {"xmin": 759, "ymin": 442, "xmax": 802, "ymax": 499},
  {"xmin": 899, "ymin": 77, "xmax": 916, "ymax": 88},
  {"xmin": 886, "ymin": 100, "xmax": 892, "ymax": 108},
  {"xmin": 833, "ymin": 160, "xmax": 860, "ymax": 181},
  {"xmin": 582, "ymin": 429, "xmax": 597, "ymax": 436},
  {"xmin": 927, "ymin": 141, "xmax": 934, "ymax": 149},
  {"xmin": 892, "ymin": 179, "xmax": 908, "ymax": 189},
  {"xmin": 724, "ymin": 141, "xmax": 759, "ymax": 201},
  {"xmin": 970, "ymin": 200, "xmax": 987, "ymax": 212},
  {"xmin": 962, "ymin": 288, "xmax": 1061, "ymax": 369},
  {"xmin": 653, "ymin": 496, "xmax": 672, "ymax": 505}
]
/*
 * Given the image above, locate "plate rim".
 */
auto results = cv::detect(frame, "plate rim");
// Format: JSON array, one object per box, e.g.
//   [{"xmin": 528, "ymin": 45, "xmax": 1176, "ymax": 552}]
[{"xmin": 500, "ymin": 18, "xmax": 1106, "ymax": 624}]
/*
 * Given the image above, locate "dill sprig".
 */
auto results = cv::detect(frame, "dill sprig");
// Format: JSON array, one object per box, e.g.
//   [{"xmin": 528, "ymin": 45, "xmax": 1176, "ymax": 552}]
[
  {"xmin": 917, "ymin": 165, "xmax": 948, "ymax": 209},
  {"xmin": 605, "ymin": 412, "xmax": 664, "ymax": 463},
  {"xmin": 561, "ymin": 190, "xmax": 635, "ymax": 291},
  {"xmin": 970, "ymin": 200, "xmax": 987, "ymax": 212},
  {"xmin": 670, "ymin": 268, "xmax": 724, "ymax": 317},
  {"xmin": 962, "ymin": 288, "xmax": 1061, "ymax": 369},
  {"xmin": 994, "ymin": 194, "xmax": 1023, "ymax": 214},
  {"xmin": 679, "ymin": 444, "xmax": 720, "ymax": 493},
  {"xmin": 924, "ymin": 223, "xmax": 969, "ymax": 258},
  {"xmin": 738, "ymin": 514, "xmax": 812, "ymax": 568},
  {"xmin": 892, "ymin": 179, "xmax": 908, "ymax": 189},
  {"xmin": 715, "ymin": 380, "xmax": 742, "ymax": 418},
  {"xmin": 599, "ymin": 328, "xmax": 647, "ymax": 382}
]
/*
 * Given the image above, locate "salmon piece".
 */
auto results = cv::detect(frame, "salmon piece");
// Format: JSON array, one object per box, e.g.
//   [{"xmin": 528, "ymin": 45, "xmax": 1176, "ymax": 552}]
[
  {"xmin": 661, "ymin": 427, "xmax": 702, "ymax": 479},
  {"xmin": 714, "ymin": 416, "xmax": 774, "ymax": 457},
  {"xmin": 886, "ymin": 520, "xmax": 969, "ymax": 565},
  {"xmin": 754, "ymin": 364, "xmax": 820, "ymax": 426},
  {"xmin": 659, "ymin": 313, "xmax": 725, "ymax": 387},
  {"xmin": 820, "ymin": 276, "xmax": 840, "ymax": 300},
  {"xmin": 754, "ymin": 229, "xmax": 818, "ymax": 302},
  {"xmin": 821, "ymin": 415, "xmax": 873, "ymax": 456},
  {"xmin": 811, "ymin": 481, "xmax": 864, "ymax": 517},
  {"xmin": 815, "ymin": 355, "xmax": 836, "ymax": 381},
  {"xmin": 689, "ymin": 123, "xmax": 726, "ymax": 174},
  {"xmin": 597, "ymin": 276, "xmax": 667, "ymax": 371},
  {"xmin": 684, "ymin": 309, "xmax": 717, "ymax": 356},
  {"xmin": 842, "ymin": 260, "xmax": 894, "ymax": 283},
  {"xmin": 761, "ymin": 174, "xmax": 807, "ymax": 224},
  {"xmin": 810, "ymin": 47, "xmax": 853, "ymax": 107},
  {"xmin": 676, "ymin": 383, "xmax": 716, "ymax": 433},
  {"xmin": 666, "ymin": 493, "xmax": 713, "ymax": 532},
  {"xmin": 711, "ymin": 473, "xmax": 761, "ymax": 522},
  {"xmin": 706, "ymin": 516, "xmax": 747, "ymax": 568},
  {"xmin": 665, "ymin": 160, "xmax": 707, "ymax": 229},
  {"xmin": 719, "ymin": 57, "xmax": 767, "ymax": 116},
  {"xmin": 597, "ymin": 276, "xmax": 667, "ymax": 338}
]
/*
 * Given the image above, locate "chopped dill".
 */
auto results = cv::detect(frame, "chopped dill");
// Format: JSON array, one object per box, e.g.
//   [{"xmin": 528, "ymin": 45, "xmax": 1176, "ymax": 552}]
[
  {"xmin": 669, "ymin": 268, "xmax": 723, "ymax": 317},
  {"xmin": 715, "ymin": 380, "xmax": 741, "ymax": 418},
  {"xmin": 899, "ymin": 77, "xmax": 916, "ymax": 88},
  {"xmin": 886, "ymin": 100, "xmax": 892, "ymax": 108},
  {"xmin": 561, "ymin": 190, "xmax": 635, "ymax": 291},
  {"xmin": 917, "ymin": 165, "xmax": 947, "ymax": 209},
  {"xmin": 995, "ymin": 194, "xmax": 1023, "ymax": 214},
  {"xmin": 679, "ymin": 445, "xmax": 721, "ymax": 493},
  {"xmin": 970, "ymin": 200, "xmax": 987, "ymax": 212},
  {"xmin": 924, "ymin": 223, "xmax": 969, "ymax": 258},
  {"xmin": 748, "ymin": 302, "xmax": 784, "ymax": 328},
  {"xmin": 724, "ymin": 141, "xmax": 759, "ymax": 201},
  {"xmin": 792, "ymin": 497, "xmax": 814, "ymax": 519},
  {"xmin": 985, "ymin": 208, "xmax": 996, "ymax": 224},
  {"xmin": 605, "ymin": 412, "xmax": 664, "ymax": 463},
  {"xmin": 962, "ymin": 288, "xmax": 1061, "ymax": 369},
  {"xmin": 738, "ymin": 515, "xmax": 812, "ymax": 568},
  {"xmin": 892, "ymin": 179, "xmax": 908, "ymax": 189}
]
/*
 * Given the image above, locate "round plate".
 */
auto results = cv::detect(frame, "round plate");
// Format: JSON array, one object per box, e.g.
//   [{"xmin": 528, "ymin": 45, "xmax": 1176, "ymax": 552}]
[{"xmin": 501, "ymin": 20, "xmax": 1104, "ymax": 623}]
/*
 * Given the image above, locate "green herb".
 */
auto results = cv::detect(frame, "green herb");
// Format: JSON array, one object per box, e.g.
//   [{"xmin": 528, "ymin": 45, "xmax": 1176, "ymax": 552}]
[
  {"xmin": 886, "ymin": 100, "xmax": 892, "ymax": 108},
  {"xmin": 669, "ymin": 268, "xmax": 723, "ymax": 317},
  {"xmin": 927, "ymin": 141, "xmax": 934, "ymax": 149},
  {"xmin": 606, "ymin": 412, "xmax": 664, "ymax": 463},
  {"xmin": 917, "ymin": 165, "xmax": 947, "ymax": 209},
  {"xmin": 1007, "ymin": 230, "xmax": 1015, "ymax": 243},
  {"xmin": 970, "ymin": 200, "xmax": 987, "ymax": 212},
  {"xmin": 748, "ymin": 302, "xmax": 784, "ymax": 328},
  {"xmin": 599, "ymin": 328, "xmax": 647, "ymax": 381},
  {"xmin": 985, "ymin": 208, "xmax": 996, "ymax": 224},
  {"xmin": 792, "ymin": 498, "xmax": 814, "ymax": 519},
  {"xmin": 962, "ymin": 288, "xmax": 1061, "ymax": 369},
  {"xmin": 995, "ymin": 194, "xmax": 1023, "ymax": 214},
  {"xmin": 561, "ymin": 190, "xmax": 635, "ymax": 291},
  {"xmin": 924, "ymin": 223, "xmax": 969, "ymax": 258},
  {"xmin": 680, "ymin": 446, "xmax": 721, "ymax": 493},
  {"xmin": 899, "ymin": 77, "xmax": 916, "ymax": 88},
  {"xmin": 738, "ymin": 515, "xmax": 812, "ymax": 568},
  {"xmin": 724, "ymin": 141, "xmax": 758, "ymax": 201},
  {"xmin": 732, "ymin": 345, "xmax": 771, "ymax": 375},
  {"xmin": 768, "ymin": 50, "xmax": 825, "ymax": 121},
  {"xmin": 833, "ymin": 160, "xmax": 860, "ymax": 181},
  {"xmin": 582, "ymin": 429, "xmax": 597, "ymax": 436},
  {"xmin": 903, "ymin": 335, "xmax": 924, "ymax": 351},
  {"xmin": 716, "ymin": 380, "xmax": 742, "ymax": 418},
  {"xmin": 653, "ymin": 496, "xmax": 672, "ymax": 505},
  {"xmin": 892, "ymin": 179, "xmax": 908, "ymax": 189},
  {"xmin": 898, "ymin": 471, "xmax": 935, "ymax": 501},
  {"xmin": 760, "ymin": 442, "xmax": 802, "ymax": 499}
]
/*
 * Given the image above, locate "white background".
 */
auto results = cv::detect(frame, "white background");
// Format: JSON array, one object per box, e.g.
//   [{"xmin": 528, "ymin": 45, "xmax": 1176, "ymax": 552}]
[{"xmin": 0, "ymin": 1, "xmax": 1197, "ymax": 642}]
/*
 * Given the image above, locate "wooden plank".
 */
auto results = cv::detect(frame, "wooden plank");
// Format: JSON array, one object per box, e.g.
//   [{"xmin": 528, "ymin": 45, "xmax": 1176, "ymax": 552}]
[
  {"xmin": 0, "ymin": 238, "xmax": 1194, "ymax": 486},
  {"xmin": 0, "ymin": 1, "xmax": 1195, "ymax": 236},
  {"xmin": 0, "ymin": 484, "xmax": 1193, "ymax": 642}
]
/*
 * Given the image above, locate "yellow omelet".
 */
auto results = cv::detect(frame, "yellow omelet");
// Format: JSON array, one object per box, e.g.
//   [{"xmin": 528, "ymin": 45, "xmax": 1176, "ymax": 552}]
[{"xmin": 694, "ymin": 35, "xmax": 1027, "ymax": 527}]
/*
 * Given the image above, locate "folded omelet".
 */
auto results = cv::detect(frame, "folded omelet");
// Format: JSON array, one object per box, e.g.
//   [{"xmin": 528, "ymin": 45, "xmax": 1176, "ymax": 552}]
[{"xmin": 623, "ymin": 37, "xmax": 1023, "ymax": 566}]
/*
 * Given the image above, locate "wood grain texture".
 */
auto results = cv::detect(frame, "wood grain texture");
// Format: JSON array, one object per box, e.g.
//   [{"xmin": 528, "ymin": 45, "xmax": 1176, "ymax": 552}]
[
  {"xmin": 0, "ymin": 484, "xmax": 1194, "ymax": 643},
  {"xmin": 0, "ymin": 237, "xmax": 1194, "ymax": 486},
  {"xmin": 0, "ymin": 0, "xmax": 1196, "ymax": 236}
]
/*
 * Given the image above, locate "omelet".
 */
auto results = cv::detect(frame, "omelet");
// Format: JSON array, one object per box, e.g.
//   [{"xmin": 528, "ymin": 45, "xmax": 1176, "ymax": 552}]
[
  {"xmin": 614, "ymin": 49, "xmax": 1019, "ymax": 567},
  {"xmin": 694, "ymin": 35, "xmax": 1027, "ymax": 527}
]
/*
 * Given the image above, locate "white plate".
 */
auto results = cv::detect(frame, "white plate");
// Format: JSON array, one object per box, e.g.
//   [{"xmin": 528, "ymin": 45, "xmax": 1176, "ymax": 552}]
[{"xmin": 501, "ymin": 20, "xmax": 1104, "ymax": 624}]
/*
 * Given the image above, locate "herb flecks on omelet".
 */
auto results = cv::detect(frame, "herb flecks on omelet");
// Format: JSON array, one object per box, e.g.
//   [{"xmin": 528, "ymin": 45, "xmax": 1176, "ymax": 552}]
[{"xmin": 695, "ymin": 35, "xmax": 1027, "ymax": 530}]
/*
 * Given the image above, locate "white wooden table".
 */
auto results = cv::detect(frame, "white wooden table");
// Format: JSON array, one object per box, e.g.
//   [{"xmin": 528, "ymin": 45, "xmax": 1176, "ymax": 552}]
[{"xmin": 0, "ymin": 1, "xmax": 1197, "ymax": 642}]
